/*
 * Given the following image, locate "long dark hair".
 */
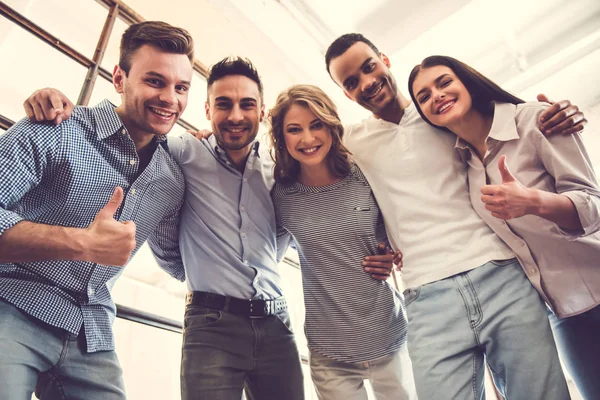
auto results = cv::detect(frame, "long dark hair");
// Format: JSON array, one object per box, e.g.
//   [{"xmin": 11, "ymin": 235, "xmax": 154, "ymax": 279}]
[{"xmin": 408, "ymin": 55, "xmax": 524, "ymax": 129}]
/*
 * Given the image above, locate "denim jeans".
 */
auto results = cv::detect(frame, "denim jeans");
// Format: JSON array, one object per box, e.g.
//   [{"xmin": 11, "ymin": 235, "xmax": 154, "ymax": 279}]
[
  {"xmin": 549, "ymin": 304, "xmax": 600, "ymax": 399},
  {"xmin": 180, "ymin": 305, "xmax": 304, "ymax": 400},
  {"xmin": 309, "ymin": 345, "xmax": 417, "ymax": 400},
  {"xmin": 0, "ymin": 298, "xmax": 126, "ymax": 400},
  {"xmin": 403, "ymin": 259, "xmax": 570, "ymax": 400}
]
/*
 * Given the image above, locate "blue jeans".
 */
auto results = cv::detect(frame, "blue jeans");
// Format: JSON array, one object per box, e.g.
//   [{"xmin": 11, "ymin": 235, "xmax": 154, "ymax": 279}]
[
  {"xmin": 181, "ymin": 305, "xmax": 304, "ymax": 400},
  {"xmin": 0, "ymin": 298, "xmax": 126, "ymax": 400},
  {"xmin": 549, "ymin": 304, "xmax": 600, "ymax": 399},
  {"xmin": 403, "ymin": 259, "xmax": 570, "ymax": 400}
]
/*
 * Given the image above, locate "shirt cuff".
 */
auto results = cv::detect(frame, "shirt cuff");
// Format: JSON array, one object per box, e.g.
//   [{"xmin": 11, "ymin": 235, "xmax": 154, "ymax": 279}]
[
  {"xmin": 0, "ymin": 211, "xmax": 24, "ymax": 236},
  {"xmin": 558, "ymin": 191, "xmax": 600, "ymax": 238}
]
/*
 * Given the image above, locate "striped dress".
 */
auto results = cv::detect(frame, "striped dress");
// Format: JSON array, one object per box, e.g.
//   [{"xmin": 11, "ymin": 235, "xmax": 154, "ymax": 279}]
[{"xmin": 272, "ymin": 164, "xmax": 407, "ymax": 363}]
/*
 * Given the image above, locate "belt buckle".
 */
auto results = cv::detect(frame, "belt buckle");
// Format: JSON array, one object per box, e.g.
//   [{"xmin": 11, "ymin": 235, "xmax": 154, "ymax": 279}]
[{"xmin": 249, "ymin": 299, "xmax": 269, "ymax": 318}]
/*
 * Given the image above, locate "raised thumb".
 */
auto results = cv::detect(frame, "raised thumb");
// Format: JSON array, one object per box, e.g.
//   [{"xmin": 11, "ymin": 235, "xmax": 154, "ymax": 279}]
[
  {"xmin": 498, "ymin": 155, "xmax": 515, "ymax": 183},
  {"xmin": 98, "ymin": 187, "xmax": 124, "ymax": 219}
]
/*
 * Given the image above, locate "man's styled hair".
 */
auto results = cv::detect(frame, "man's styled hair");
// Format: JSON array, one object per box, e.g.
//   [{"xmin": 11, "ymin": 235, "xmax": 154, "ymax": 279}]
[
  {"xmin": 268, "ymin": 84, "xmax": 352, "ymax": 185},
  {"xmin": 408, "ymin": 55, "xmax": 525, "ymax": 130},
  {"xmin": 207, "ymin": 57, "xmax": 264, "ymax": 103},
  {"xmin": 325, "ymin": 33, "xmax": 381, "ymax": 74},
  {"xmin": 119, "ymin": 21, "xmax": 195, "ymax": 75}
]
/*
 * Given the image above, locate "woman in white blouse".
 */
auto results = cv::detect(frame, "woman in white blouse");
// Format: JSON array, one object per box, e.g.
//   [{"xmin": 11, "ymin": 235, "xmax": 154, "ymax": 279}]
[{"xmin": 409, "ymin": 55, "xmax": 600, "ymax": 399}]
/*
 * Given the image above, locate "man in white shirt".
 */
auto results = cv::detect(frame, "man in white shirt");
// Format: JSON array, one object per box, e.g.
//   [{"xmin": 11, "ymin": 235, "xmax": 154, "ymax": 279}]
[{"xmin": 324, "ymin": 33, "xmax": 583, "ymax": 400}]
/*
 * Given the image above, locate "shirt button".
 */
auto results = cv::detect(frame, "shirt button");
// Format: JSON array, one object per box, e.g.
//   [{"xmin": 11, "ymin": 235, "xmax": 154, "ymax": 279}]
[
  {"xmin": 240, "ymin": 206, "xmax": 245, "ymax": 212},
  {"xmin": 130, "ymin": 188, "xmax": 136, "ymax": 195},
  {"xmin": 244, "ymin": 260, "xmax": 249, "ymax": 265},
  {"xmin": 518, "ymin": 241, "xmax": 526, "ymax": 247},
  {"xmin": 530, "ymin": 268, "xmax": 537, "ymax": 274},
  {"xmin": 121, "ymin": 128, "xmax": 127, "ymax": 135},
  {"xmin": 241, "ymin": 231, "xmax": 246, "ymax": 237},
  {"xmin": 88, "ymin": 287, "xmax": 95, "ymax": 296},
  {"xmin": 243, "ymin": 178, "xmax": 248, "ymax": 182},
  {"xmin": 129, "ymin": 159, "xmax": 136, "ymax": 165}
]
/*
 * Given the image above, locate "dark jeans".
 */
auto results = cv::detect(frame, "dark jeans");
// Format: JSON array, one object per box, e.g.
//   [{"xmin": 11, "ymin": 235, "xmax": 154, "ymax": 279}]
[
  {"xmin": 180, "ymin": 305, "xmax": 304, "ymax": 400},
  {"xmin": 0, "ymin": 298, "xmax": 126, "ymax": 400},
  {"xmin": 549, "ymin": 304, "xmax": 600, "ymax": 400}
]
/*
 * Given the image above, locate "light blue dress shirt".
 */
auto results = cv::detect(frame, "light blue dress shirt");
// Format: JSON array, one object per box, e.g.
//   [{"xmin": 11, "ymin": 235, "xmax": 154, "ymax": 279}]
[{"xmin": 162, "ymin": 134, "xmax": 283, "ymax": 300}]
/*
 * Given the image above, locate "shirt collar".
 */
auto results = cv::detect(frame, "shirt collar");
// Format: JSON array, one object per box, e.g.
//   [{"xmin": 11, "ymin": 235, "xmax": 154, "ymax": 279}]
[
  {"xmin": 91, "ymin": 99, "xmax": 169, "ymax": 150},
  {"xmin": 454, "ymin": 102, "xmax": 519, "ymax": 150},
  {"xmin": 91, "ymin": 100, "xmax": 126, "ymax": 140},
  {"xmin": 366, "ymin": 101, "xmax": 417, "ymax": 128}
]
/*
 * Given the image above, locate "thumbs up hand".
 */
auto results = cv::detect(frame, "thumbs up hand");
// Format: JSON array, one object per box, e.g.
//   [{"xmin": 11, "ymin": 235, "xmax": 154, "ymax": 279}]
[
  {"xmin": 480, "ymin": 155, "xmax": 537, "ymax": 220},
  {"xmin": 83, "ymin": 187, "xmax": 137, "ymax": 266}
]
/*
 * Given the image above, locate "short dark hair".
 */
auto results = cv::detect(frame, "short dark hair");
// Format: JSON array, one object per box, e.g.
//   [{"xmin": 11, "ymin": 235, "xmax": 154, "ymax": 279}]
[
  {"xmin": 207, "ymin": 57, "xmax": 264, "ymax": 103},
  {"xmin": 408, "ymin": 55, "xmax": 525, "ymax": 129},
  {"xmin": 119, "ymin": 21, "xmax": 194, "ymax": 75},
  {"xmin": 268, "ymin": 84, "xmax": 351, "ymax": 185},
  {"xmin": 325, "ymin": 33, "xmax": 381, "ymax": 74}
]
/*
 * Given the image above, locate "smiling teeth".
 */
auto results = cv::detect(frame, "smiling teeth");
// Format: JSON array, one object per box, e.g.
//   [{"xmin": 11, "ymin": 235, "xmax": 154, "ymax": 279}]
[
  {"xmin": 366, "ymin": 84, "xmax": 382, "ymax": 99},
  {"xmin": 227, "ymin": 127, "xmax": 245, "ymax": 133},
  {"xmin": 438, "ymin": 101, "xmax": 454, "ymax": 113},
  {"xmin": 301, "ymin": 147, "xmax": 318, "ymax": 153},
  {"xmin": 150, "ymin": 108, "xmax": 173, "ymax": 117}
]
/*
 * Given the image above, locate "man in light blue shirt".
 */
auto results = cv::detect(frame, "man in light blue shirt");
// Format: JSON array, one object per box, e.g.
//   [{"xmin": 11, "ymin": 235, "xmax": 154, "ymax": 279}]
[
  {"xmin": 165, "ymin": 134, "xmax": 282, "ymax": 300},
  {"xmin": 160, "ymin": 57, "xmax": 304, "ymax": 400}
]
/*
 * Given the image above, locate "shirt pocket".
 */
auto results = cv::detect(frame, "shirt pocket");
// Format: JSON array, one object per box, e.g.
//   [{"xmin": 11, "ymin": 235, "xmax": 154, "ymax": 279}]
[{"xmin": 353, "ymin": 205, "xmax": 387, "ymax": 255}]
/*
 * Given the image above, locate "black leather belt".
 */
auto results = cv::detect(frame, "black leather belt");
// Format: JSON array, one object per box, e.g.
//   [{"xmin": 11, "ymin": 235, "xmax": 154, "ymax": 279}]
[{"xmin": 186, "ymin": 291, "xmax": 287, "ymax": 318}]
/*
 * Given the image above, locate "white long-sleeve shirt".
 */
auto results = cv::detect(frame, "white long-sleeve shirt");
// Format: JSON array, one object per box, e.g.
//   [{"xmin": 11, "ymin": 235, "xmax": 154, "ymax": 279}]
[
  {"xmin": 343, "ymin": 103, "xmax": 514, "ymax": 289},
  {"xmin": 457, "ymin": 102, "xmax": 600, "ymax": 318}
]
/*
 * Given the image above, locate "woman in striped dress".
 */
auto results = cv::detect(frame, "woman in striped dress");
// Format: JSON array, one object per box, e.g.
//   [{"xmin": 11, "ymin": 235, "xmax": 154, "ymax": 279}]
[{"xmin": 269, "ymin": 84, "xmax": 417, "ymax": 400}]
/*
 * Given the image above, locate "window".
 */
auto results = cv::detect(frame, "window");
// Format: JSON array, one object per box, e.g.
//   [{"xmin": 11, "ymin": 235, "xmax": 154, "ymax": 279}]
[
  {"xmin": 0, "ymin": 19, "xmax": 87, "ymax": 121},
  {"xmin": 100, "ymin": 16, "xmax": 129, "ymax": 71},
  {"xmin": 4, "ymin": 0, "xmax": 107, "ymax": 57},
  {"xmin": 88, "ymin": 74, "xmax": 121, "ymax": 107}
]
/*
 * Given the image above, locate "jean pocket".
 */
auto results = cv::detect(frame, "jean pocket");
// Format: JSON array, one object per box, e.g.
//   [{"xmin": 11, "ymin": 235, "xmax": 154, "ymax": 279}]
[
  {"xmin": 489, "ymin": 258, "xmax": 517, "ymax": 267},
  {"xmin": 402, "ymin": 287, "xmax": 421, "ymax": 307},
  {"xmin": 184, "ymin": 305, "xmax": 222, "ymax": 330},
  {"xmin": 275, "ymin": 311, "xmax": 294, "ymax": 335}
]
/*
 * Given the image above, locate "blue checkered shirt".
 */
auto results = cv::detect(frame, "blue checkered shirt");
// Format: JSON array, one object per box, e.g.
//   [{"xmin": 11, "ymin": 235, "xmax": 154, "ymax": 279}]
[{"xmin": 0, "ymin": 100, "xmax": 185, "ymax": 352}]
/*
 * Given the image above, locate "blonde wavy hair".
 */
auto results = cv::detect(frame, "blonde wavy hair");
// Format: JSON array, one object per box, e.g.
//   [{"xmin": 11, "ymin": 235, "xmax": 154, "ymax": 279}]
[{"xmin": 268, "ymin": 84, "xmax": 352, "ymax": 185}]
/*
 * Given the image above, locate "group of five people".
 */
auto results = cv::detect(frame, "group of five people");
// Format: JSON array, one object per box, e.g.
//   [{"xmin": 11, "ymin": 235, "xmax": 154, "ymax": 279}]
[{"xmin": 1, "ymin": 18, "xmax": 598, "ymax": 400}]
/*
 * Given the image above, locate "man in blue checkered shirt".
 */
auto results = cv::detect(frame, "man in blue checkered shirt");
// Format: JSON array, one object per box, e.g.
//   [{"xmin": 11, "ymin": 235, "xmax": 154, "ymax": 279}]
[{"xmin": 0, "ymin": 21, "xmax": 194, "ymax": 399}]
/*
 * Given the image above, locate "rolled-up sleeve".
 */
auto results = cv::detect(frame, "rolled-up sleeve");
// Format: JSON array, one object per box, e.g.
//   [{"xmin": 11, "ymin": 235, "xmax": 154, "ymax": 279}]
[
  {"xmin": 538, "ymin": 130, "xmax": 600, "ymax": 237},
  {"xmin": 0, "ymin": 119, "xmax": 59, "ymax": 235}
]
